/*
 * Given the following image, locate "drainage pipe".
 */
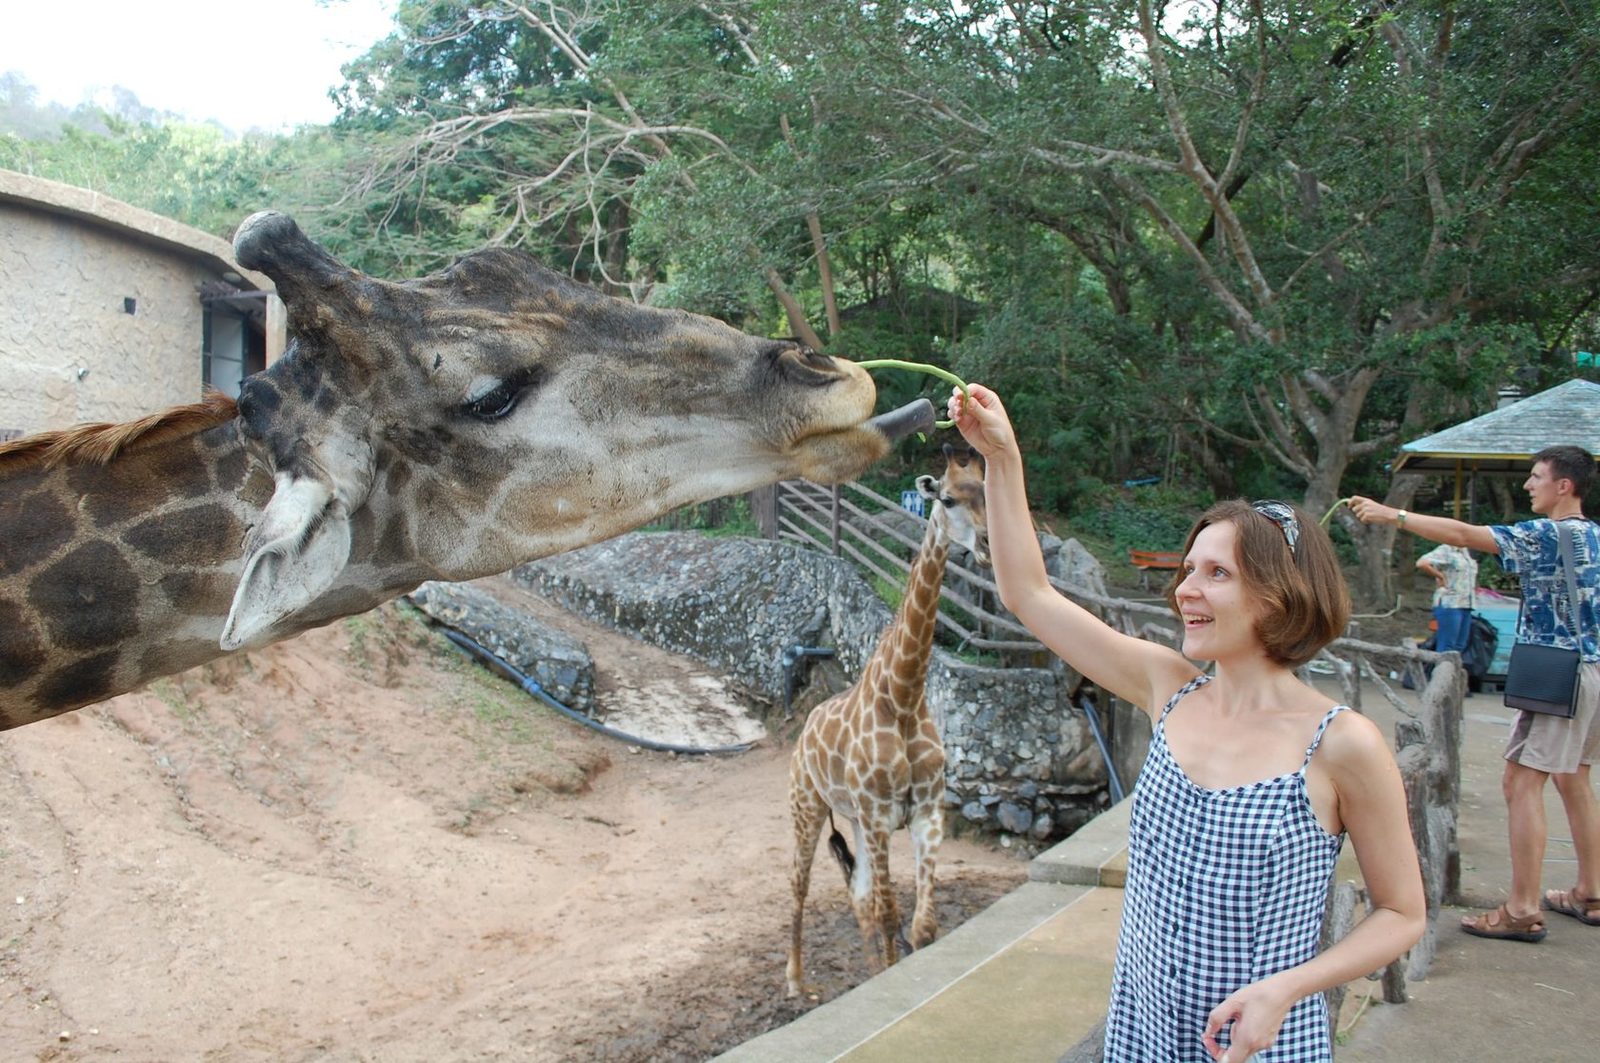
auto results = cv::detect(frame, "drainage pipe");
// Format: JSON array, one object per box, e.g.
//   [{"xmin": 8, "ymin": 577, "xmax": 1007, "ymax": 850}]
[
  {"xmin": 781, "ymin": 644, "xmax": 836, "ymax": 714},
  {"xmin": 1077, "ymin": 693, "xmax": 1126, "ymax": 803}
]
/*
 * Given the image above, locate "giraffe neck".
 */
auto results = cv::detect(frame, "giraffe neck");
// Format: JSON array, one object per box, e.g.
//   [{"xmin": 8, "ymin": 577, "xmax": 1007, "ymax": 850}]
[
  {"xmin": 870, "ymin": 516, "xmax": 949, "ymax": 718},
  {"xmin": 0, "ymin": 422, "xmax": 423, "ymax": 729}
]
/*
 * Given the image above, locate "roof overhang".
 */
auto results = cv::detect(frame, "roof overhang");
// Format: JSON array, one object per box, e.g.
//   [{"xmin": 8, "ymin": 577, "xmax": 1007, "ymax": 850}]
[
  {"xmin": 1392, "ymin": 379, "xmax": 1600, "ymax": 477},
  {"xmin": 0, "ymin": 168, "xmax": 274, "ymax": 293},
  {"xmin": 1392, "ymin": 452, "xmax": 1539, "ymax": 475}
]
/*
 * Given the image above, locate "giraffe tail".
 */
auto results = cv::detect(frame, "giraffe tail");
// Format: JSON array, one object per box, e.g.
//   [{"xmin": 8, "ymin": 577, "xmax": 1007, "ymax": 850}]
[{"xmin": 826, "ymin": 814, "xmax": 855, "ymax": 886}]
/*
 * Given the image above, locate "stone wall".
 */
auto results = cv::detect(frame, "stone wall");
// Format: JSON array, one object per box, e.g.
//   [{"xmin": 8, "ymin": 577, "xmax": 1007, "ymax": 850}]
[
  {"xmin": 407, "ymin": 580, "xmax": 596, "ymax": 713},
  {"xmin": 513, "ymin": 531, "xmax": 1111, "ymax": 842}
]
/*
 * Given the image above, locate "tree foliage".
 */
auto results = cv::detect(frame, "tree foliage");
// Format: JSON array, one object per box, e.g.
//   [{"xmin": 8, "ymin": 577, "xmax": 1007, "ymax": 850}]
[{"xmin": 4, "ymin": 4, "xmax": 1598, "ymax": 604}]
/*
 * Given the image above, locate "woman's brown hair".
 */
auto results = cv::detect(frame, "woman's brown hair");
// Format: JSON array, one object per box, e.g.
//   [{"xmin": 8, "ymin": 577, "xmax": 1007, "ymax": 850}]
[{"xmin": 1163, "ymin": 499, "xmax": 1351, "ymax": 668}]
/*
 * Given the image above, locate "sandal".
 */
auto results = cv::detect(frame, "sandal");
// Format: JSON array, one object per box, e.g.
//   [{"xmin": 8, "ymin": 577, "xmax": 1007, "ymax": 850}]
[
  {"xmin": 1461, "ymin": 905, "xmax": 1547, "ymax": 943},
  {"xmin": 1542, "ymin": 888, "xmax": 1600, "ymax": 927}
]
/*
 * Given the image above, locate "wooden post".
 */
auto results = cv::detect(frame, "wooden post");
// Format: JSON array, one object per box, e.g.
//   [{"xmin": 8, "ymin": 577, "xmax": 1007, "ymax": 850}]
[
  {"xmin": 1320, "ymin": 881, "xmax": 1360, "ymax": 1045},
  {"xmin": 830, "ymin": 484, "xmax": 842, "ymax": 556},
  {"xmin": 1419, "ymin": 656, "xmax": 1464, "ymax": 904},
  {"xmin": 750, "ymin": 484, "xmax": 778, "ymax": 539}
]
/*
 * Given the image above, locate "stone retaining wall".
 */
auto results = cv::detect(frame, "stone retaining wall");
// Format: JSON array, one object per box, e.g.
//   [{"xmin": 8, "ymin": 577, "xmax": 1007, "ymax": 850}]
[{"xmin": 513, "ymin": 531, "xmax": 1110, "ymax": 841}]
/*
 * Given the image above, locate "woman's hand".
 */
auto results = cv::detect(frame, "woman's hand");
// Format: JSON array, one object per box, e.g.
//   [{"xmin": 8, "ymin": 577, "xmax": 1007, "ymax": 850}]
[
  {"xmin": 944, "ymin": 382, "xmax": 1017, "ymax": 459},
  {"xmin": 1202, "ymin": 977, "xmax": 1294, "ymax": 1062}
]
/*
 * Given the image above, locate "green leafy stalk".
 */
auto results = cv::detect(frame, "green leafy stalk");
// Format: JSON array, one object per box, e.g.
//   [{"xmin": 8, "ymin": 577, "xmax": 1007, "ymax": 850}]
[{"xmin": 855, "ymin": 359, "xmax": 970, "ymax": 429}]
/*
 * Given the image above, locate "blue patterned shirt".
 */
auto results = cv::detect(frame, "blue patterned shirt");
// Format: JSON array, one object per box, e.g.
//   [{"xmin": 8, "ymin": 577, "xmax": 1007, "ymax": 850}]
[{"xmin": 1489, "ymin": 518, "xmax": 1600, "ymax": 662}]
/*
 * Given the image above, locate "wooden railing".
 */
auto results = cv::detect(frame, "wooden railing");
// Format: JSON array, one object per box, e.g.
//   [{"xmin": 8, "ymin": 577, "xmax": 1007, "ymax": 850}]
[{"xmin": 752, "ymin": 478, "xmax": 1180, "ymax": 653}]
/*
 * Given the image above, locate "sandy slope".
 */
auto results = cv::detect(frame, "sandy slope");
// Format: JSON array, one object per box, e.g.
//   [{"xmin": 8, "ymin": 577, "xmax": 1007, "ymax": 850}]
[{"xmin": 0, "ymin": 588, "xmax": 1026, "ymax": 1062}]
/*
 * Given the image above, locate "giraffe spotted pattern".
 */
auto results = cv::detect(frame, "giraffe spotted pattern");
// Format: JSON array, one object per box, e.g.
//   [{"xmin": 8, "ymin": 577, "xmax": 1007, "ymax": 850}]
[{"xmin": 786, "ymin": 445, "xmax": 989, "ymax": 997}]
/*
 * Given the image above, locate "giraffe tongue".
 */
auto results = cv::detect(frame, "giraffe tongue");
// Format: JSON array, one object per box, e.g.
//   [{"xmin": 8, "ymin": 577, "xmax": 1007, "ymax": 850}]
[{"xmin": 865, "ymin": 399, "xmax": 936, "ymax": 443}]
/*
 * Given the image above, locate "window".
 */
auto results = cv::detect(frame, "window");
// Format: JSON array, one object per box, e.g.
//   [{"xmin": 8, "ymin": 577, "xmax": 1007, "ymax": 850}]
[{"xmin": 200, "ymin": 286, "xmax": 270, "ymax": 398}]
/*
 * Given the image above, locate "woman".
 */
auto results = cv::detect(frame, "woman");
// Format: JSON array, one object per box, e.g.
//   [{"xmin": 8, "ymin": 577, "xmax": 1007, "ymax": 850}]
[
  {"xmin": 947, "ymin": 384, "xmax": 1424, "ymax": 1062},
  {"xmin": 1415, "ymin": 542, "xmax": 1478, "ymax": 656}
]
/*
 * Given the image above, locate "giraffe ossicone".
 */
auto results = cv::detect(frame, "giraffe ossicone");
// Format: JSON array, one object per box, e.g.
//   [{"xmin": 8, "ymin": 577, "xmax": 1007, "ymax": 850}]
[
  {"xmin": 786, "ymin": 444, "xmax": 989, "ymax": 997},
  {"xmin": 0, "ymin": 211, "xmax": 934, "ymax": 729}
]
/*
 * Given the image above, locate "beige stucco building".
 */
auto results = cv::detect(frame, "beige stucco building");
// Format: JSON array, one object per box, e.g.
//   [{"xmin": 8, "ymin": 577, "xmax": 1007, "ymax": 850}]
[{"xmin": 0, "ymin": 169, "xmax": 286, "ymax": 440}]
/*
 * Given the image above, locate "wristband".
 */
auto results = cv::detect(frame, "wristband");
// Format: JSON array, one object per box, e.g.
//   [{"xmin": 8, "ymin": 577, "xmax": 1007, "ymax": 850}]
[{"xmin": 1397, "ymin": 509, "xmax": 1408, "ymax": 527}]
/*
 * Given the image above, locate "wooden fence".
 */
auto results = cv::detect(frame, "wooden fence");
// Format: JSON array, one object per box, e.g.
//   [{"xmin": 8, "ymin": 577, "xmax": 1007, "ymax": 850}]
[{"xmin": 753, "ymin": 478, "xmax": 1467, "ymax": 1017}]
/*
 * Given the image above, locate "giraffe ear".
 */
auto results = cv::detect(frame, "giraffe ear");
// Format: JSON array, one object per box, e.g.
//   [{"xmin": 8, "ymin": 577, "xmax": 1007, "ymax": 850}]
[
  {"xmin": 915, "ymin": 474, "xmax": 939, "ymax": 500},
  {"xmin": 221, "ymin": 425, "xmax": 376, "ymax": 651},
  {"xmin": 220, "ymin": 476, "xmax": 355, "ymax": 651}
]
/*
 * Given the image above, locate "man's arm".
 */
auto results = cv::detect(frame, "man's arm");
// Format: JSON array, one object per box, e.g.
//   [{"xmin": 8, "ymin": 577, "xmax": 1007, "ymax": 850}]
[{"xmin": 1349, "ymin": 497, "xmax": 1500, "ymax": 554}]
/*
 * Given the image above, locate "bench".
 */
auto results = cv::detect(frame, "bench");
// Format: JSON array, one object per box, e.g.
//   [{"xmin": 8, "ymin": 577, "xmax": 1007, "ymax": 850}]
[{"xmin": 1128, "ymin": 549, "xmax": 1183, "ymax": 590}]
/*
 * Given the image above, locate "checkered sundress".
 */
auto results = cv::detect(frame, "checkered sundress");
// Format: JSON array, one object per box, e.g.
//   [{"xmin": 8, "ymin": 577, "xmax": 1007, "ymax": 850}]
[{"xmin": 1103, "ymin": 674, "xmax": 1348, "ymax": 1062}]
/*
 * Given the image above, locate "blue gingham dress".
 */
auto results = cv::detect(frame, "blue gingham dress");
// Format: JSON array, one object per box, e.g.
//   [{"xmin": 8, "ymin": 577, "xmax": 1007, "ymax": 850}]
[{"xmin": 1104, "ymin": 674, "xmax": 1348, "ymax": 1062}]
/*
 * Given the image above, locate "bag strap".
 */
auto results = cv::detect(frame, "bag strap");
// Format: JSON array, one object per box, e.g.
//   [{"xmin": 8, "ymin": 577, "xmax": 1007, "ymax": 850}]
[{"xmin": 1556, "ymin": 520, "xmax": 1584, "ymax": 643}]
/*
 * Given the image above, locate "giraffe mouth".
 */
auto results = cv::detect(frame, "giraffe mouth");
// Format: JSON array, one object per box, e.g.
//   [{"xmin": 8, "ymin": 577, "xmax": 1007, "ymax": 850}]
[{"xmin": 864, "ymin": 399, "xmax": 937, "ymax": 443}]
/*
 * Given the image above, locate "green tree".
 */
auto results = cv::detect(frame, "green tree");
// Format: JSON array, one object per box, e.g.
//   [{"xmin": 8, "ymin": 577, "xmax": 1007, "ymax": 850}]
[{"xmin": 746, "ymin": 1, "xmax": 1600, "ymax": 603}]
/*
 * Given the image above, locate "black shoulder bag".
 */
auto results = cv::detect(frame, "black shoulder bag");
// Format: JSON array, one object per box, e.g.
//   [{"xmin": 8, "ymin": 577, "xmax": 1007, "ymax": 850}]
[{"xmin": 1503, "ymin": 521, "xmax": 1585, "ymax": 718}]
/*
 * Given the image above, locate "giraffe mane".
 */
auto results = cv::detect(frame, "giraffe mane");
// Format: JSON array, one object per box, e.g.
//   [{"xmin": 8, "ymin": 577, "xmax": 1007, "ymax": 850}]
[{"xmin": 0, "ymin": 391, "xmax": 239, "ymax": 474}]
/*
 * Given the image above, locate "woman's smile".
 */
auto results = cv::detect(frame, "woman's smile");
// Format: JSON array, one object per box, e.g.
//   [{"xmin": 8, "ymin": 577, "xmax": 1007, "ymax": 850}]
[{"xmin": 1176, "ymin": 521, "xmax": 1259, "ymax": 659}]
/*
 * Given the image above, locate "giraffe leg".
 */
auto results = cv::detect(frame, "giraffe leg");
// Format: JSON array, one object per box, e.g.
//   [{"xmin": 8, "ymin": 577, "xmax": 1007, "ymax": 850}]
[
  {"xmin": 860, "ymin": 824, "xmax": 902, "ymax": 971},
  {"xmin": 907, "ymin": 801, "xmax": 944, "ymax": 950},
  {"xmin": 844, "ymin": 818, "xmax": 882, "ymax": 968},
  {"xmin": 786, "ymin": 766, "xmax": 830, "ymax": 998}
]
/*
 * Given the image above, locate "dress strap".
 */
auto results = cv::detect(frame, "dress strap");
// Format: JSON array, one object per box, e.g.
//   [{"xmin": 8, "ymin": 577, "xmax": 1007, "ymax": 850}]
[
  {"xmin": 1157, "ymin": 673, "xmax": 1210, "ymax": 723},
  {"xmin": 1299, "ymin": 704, "xmax": 1352, "ymax": 773}
]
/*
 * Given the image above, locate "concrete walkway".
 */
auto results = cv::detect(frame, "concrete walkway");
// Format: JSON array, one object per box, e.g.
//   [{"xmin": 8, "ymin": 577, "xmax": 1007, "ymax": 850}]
[
  {"xmin": 718, "ymin": 803, "xmax": 1130, "ymax": 1063},
  {"xmin": 719, "ymin": 693, "xmax": 1598, "ymax": 1063},
  {"xmin": 1331, "ymin": 698, "xmax": 1597, "ymax": 1063}
]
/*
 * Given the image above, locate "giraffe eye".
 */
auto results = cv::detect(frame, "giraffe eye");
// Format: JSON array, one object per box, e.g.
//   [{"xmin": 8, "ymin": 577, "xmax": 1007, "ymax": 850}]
[
  {"xmin": 460, "ymin": 366, "xmax": 545, "ymax": 422},
  {"xmin": 463, "ymin": 381, "xmax": 519, "ymax": 420}
]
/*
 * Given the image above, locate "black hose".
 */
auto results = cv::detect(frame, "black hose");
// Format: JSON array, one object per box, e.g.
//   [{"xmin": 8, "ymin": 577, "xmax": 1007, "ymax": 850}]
[
  {"xmin": 1078, "ymin": 694, "xmax": 1126, "ymax": 803},
  {"xmin": 435, "ymin": 626, "xmax": 755, "ymax": 756}
]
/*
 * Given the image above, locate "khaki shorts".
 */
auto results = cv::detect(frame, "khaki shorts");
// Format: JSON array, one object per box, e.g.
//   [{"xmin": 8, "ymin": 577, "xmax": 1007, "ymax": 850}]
[{"xmin": 1505, "ymin": 661, "xmax": 1600, "ymax": 774}]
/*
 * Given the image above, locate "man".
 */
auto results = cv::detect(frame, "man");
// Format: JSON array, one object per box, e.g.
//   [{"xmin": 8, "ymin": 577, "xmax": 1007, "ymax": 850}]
[
  {"xmin": 1351, "ymin": 444, "xmax": 1600, "ymax": 941},
  {"xmin": 1416, "ymin": 542, "xmax": 1478, "ymax": 655}
]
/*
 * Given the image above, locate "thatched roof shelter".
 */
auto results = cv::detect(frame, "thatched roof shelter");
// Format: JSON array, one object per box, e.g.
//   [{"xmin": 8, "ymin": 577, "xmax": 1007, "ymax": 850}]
[
  {"xmin": 1396, "ymin": 378, "xmax": 1600, "ymax": 474},
  {"xmin": 1392, "ymin": 378, "xmax": 1600, "ymax": 515}
]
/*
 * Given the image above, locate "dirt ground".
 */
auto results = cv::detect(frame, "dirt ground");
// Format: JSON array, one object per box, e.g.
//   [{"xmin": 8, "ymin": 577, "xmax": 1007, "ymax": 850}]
[{"xmin": 0, "ymin": 584, "xmax": 1028, "ymax": 1063}]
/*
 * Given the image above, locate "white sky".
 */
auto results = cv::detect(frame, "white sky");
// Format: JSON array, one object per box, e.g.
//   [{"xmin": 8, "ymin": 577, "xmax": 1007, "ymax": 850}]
[{"xmin": 0, "ymin": 0, "xmax": 400, "ymax": 133}]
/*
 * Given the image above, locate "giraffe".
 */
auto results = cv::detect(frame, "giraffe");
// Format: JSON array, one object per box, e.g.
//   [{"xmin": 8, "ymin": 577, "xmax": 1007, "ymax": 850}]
[
  {"xmin": 0, "ymin": 211, "xmax": 934, "ymax": 730},
  {"xmin": 785, "ymin": 443, "xmax": 989, "ymax": 997}
]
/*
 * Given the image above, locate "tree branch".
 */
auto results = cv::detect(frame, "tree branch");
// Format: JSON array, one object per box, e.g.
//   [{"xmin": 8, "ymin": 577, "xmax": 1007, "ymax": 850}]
[
  {"xmin": 1242, "ymin": 388, "xmax": 1316, "ymax": 480},
  {"xmin": 1381, "ymin": 17, "xmax": 1452, "ymax": 281},
  {"xmin": 1136, "ymin": 0, "xmax": 1278, "ymax": 328},
  {"xmin": 1216, "ymin": 0, "xmax": 1268, "ymax": 193},
  {"xmin": 1105, "ymin": 170, "xmax": 1269, "ymax": 342}
]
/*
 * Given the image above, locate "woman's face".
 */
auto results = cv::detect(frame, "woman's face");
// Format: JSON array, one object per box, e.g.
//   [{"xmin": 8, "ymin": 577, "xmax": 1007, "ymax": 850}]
[{"xmin": 1174, "ymin": 520, "xmax": 1264, "ymax": 662}]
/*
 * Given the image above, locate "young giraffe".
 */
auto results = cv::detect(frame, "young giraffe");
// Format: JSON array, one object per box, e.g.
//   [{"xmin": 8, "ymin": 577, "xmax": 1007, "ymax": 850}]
[
  {"xmin": 0, "ymin": 211, "xmax": 934, "ymax": 730},
  {"xmin": 786, "ymin": 444, "xmax": 989, "ymax": 997}
]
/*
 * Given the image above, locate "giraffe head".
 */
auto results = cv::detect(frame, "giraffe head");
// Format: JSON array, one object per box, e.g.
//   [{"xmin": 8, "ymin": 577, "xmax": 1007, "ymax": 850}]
[
  {"xmin": 915, "ymin": 443, "xmax": 989, "ymax": 566},
  {"xmin": 219, "ymin": 212, "xmax": 931, "ymax": 650}
]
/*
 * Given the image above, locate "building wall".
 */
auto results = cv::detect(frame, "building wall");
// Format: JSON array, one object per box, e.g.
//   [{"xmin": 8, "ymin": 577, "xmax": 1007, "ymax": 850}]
[
  {"xmin": 0, "ymin": 170, "xmax": 281, "ymax": 439},
  {"xmin": 1, "ymin": 207, "xmax": 211, "ymax": 433}
]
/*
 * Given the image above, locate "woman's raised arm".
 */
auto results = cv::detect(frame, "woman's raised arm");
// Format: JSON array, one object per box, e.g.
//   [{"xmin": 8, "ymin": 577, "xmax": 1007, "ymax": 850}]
[{"xmin": 948, "ymin": 384, "xmax": 1197, "ymax": 715}]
